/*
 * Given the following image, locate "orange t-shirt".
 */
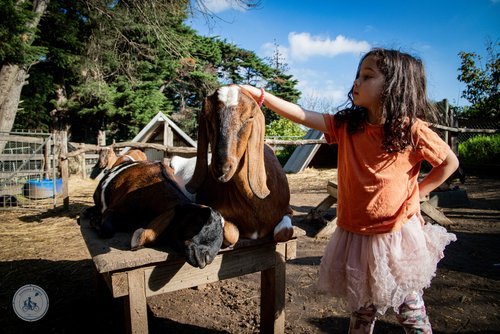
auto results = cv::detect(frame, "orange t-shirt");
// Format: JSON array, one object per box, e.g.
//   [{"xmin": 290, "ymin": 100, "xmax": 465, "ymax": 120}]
[{"xmin": 323, "ymin": 114, "xmax": 449, "ymax": 234}]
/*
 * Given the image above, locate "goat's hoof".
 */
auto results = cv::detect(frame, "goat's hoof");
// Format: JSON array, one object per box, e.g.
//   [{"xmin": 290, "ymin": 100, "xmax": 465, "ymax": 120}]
[{"xmin": 131, "ymin": 228, "xmax": 145, "ymax": 250}]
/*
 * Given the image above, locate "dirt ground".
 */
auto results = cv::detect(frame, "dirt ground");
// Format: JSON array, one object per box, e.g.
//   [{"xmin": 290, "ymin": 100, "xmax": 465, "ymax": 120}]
[{"xmin": 0, "ymin": 168, "xmax": 499, "ymax": 334}]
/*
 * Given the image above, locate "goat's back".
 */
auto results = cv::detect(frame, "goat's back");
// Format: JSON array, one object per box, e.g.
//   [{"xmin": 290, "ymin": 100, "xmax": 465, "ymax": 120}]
[{"xmin": 95, "ymin": 161, "xmax": 188, "ymax": 220}]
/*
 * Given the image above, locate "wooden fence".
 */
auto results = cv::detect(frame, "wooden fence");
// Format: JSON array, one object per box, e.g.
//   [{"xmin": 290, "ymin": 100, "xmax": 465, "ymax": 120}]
[{"xmin": 3, "ymin": 118, "xmax": 495, "ymax": 210}]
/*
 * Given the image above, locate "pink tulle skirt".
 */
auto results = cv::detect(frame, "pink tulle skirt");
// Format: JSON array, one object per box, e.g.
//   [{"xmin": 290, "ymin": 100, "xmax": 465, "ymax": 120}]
[{"xmin": 317, "ymin": 215, "xmax": 456, "ymax": 315}]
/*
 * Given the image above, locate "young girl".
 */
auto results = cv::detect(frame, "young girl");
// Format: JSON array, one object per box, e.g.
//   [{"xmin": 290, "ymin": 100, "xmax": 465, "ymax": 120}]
[{"xmin": 241, "ymin": 48, "xmax": 459, "ymax": 334}]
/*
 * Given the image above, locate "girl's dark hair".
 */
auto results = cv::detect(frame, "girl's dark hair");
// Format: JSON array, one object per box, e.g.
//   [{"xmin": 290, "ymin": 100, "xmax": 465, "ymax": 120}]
[{"xmin": 335, "ymin": 48, "xmax": 437, "ymax": 152}]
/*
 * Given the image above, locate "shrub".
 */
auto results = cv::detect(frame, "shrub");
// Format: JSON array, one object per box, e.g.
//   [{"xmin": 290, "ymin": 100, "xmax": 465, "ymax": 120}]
[
  {"xmin": 266, "ymin": 117, "xmax": 306, "ymax": 166},
  {"xmin": 458, "ymin": 134, "xmax": 500, "ymax": 166}
]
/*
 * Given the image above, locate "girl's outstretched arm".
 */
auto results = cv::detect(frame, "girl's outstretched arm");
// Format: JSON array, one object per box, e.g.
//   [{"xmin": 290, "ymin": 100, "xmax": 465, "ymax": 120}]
[
  {"xmin": 239, "ymin": 85, "xmax": 328, "ymax": 132},
  {"xmin": 419, "ymin": 147, "xmax": 460, "ymax": 200}
]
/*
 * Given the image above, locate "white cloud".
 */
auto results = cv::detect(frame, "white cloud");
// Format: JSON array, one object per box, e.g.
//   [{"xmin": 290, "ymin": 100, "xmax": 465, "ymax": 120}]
[
  {"xmin": 199, "ymin": 0, "xmax": 248, "ymax": 13},
  {"xmin": 288, "ymin": 32, "xmax": 371, "ymax": 61}
]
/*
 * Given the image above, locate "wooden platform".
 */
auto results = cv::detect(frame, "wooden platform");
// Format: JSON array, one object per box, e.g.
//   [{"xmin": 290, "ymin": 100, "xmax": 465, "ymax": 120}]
[{"xmin": 79, "ymin": 216, "xmax": 298, "ymax": 333}]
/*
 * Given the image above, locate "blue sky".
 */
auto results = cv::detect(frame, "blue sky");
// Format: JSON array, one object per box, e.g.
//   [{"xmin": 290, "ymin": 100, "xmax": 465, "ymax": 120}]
[{"xmin": 186, "ymin": 0, "xmax": 499, "ymax": 110}]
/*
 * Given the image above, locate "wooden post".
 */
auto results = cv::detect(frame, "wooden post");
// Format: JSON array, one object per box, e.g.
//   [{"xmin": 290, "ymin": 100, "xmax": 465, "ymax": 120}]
[
  {"xmin": 163, "ymin": 117, "xmax": 173, "ymax": 163},
  {"xmin": 443, "ymin": 99, "xmax": 450, "ymax": 145},
  {"xmin": 55, "ymin": 130, "xmax": 69, "ymax": 210},
  {"xmin": 43, "ymin": 137, "xmax": 50, "ymax": 179},
  {"xmin": 98, "ymin": 130, "xmax": 106, "ymax": 146},
  {"xmin": 81, "ymin": 152, "xmax": 87, "ymax": 179},
  {"xmin": 449, "ymin": 103, "xmax": 459, "ymax": 156},
  {"xmin": 124, "ymin": 269, "xmax": 148, "ymax": 334},
  {"xmin": 260, "ymin": 243, "xmax": 286, "ymax": 333}
]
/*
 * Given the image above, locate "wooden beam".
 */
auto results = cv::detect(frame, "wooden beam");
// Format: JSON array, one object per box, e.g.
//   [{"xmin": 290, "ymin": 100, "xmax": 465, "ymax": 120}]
[
  {"xmin": 125, "ymin": 269, "xmax": 148, "ymax": 334},
  {"xmin": 420, "ymin": 201, "xmax": 454, "ymax": 226},
  {"xmin": 260, "ymin": 243, "xmax": 286, "ymax": 333}
]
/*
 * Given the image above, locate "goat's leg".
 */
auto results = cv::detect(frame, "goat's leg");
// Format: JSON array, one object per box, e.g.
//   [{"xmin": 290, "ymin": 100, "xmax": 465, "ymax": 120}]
[
  {"xmin": 223, "ymin": 220, "xmax": 239, "ymax": 247},
  {"xmin": 273, "ymin": 215, "xmax": 293, "ymax": 242},
  {"xmin": 131, "ymin": 210, "xmax": 175, "ymax": 250}
]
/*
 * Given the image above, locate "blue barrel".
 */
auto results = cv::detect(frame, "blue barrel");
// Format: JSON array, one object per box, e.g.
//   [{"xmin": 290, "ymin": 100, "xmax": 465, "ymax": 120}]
[{"xmin": 23, "ymin": 179, "xmax": 63, "ymax": 199}]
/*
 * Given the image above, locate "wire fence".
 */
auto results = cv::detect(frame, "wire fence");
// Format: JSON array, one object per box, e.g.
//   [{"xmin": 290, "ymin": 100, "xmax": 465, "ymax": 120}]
[{"xmin": 0, "ymin": 132, "xmax": 61, "ymax": 210}]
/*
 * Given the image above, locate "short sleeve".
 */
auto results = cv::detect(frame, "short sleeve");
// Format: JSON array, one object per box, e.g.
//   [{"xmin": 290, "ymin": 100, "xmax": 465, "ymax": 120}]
[
  {"xmin": 322, "ymin": 113, "xmax": 338, "ymax": 144},
  {"xmin": 413, "ymin": 120, "xmax": 449, "ymax": 167}
]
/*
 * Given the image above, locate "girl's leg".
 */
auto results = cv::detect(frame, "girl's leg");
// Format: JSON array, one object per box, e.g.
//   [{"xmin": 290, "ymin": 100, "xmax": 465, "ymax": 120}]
[
  {"xmin": 349, "ymin": 305, "xmax": 377, "ymax": 334},
  {"xmin": 396, "ymin": 291, "xmax": 432, "ymax": 334}
]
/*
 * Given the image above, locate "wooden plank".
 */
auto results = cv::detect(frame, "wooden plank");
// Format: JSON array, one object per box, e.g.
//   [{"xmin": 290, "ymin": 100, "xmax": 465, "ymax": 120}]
[
  {"xmin": 0, "ymin": 153, "xmax": 46, "ymax": 160},
  {"xmin": 285, "ymin": 240, "xmax": 297, "ymax": 261},
  {"xmin": 260, "ymin": 242, "xmax": 286, "ymax": 333},
  {"xmin": 125, "ymin": 269, "xmax": 148, "ymax": 334},
  {"xmin": 79, "ymin": 214, "xmax": 175, "ymax": 273},
  {"xmin": 142, "ymin": 243, "xmax": 280, "ymax": 297},
  {"xmin": 0, "ymin": 171, "xmax": 45, "ymax": 179},
  {"xmin": 315, "ymin": 196, "xmax": 336, "ymax": 213},
  {"xmin": 109, "ymin": 241, "xmax": 297, "ymax": 298},
  {"xmin": 421, "ymin": 201, "xmax": 454, "ymax": 226},
  {"xmin": 327, "ymin": 181, "xmax": 338, "ymax": 198},
  {"xmin": 315, "ymin": 217, "xmax": 337, "ymax": 238},
  {"xmin": 0, "ymin": 134, "xmax": 46, "ymax": 144}
]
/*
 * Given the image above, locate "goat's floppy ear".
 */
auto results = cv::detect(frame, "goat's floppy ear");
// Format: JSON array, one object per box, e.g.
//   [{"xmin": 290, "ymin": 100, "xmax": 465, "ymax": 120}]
[
  {"xmin": 247, "ymin": 106, "xmax": 270, "ymax": 199},
  {"xmin": 186, "ymin": 101, "xmax": 209, "ymax": 194}
]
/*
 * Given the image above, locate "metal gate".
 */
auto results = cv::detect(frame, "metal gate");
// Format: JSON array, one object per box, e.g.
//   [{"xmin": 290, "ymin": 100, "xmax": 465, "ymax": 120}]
[{"xmin": 0, "ymin": 131, "xmax": 60, "ymax": 210}]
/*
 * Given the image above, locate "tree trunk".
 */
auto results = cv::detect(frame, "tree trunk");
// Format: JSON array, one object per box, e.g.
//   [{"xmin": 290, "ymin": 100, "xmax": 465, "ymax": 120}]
[
  {"xmin": 0, "ymin": 65, "xmax": 29, "ymax": 132},
  {"xmin": 0, "ymin": 65, "xmax": 29, "ymax": 152},
  {"xmin": 0, "ymin": 0, "xmax": 50, "ymax": 152}
]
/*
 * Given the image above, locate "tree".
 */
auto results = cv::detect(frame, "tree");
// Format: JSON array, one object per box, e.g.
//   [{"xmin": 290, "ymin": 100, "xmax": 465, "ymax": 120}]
[
  {"xmin": 457, "ymin": 41, "xmax": 499, "ymax": 121},
  {"xmin": 14, "ymin": 0, "xmax": 88, "ymax": 133},
  {"xmin": 2, "ymin": 0, "xmax": 302, "ymax": 145},
  {"xmin": 0, "ymin": 0, "xmax": 49, "ymax": 152},
  {"xmin": 262, "ymin": 41, "xmax": 301, "ymax": 124}
]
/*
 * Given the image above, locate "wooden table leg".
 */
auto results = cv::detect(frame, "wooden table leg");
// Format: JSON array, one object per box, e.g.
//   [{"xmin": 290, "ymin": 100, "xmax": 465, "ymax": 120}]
[
  {"xmin": 124, "ymin": 269, "xmax": 148, "ymax": 334},
  {"xmin": 260, "ymin": 243, "xmax": 286, "ymax": 334}
]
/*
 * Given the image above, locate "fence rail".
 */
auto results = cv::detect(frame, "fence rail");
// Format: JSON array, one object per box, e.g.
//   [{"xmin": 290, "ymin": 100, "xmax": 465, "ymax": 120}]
[{"xmin": 3, "ymin": 118, "xmax": 497, "ymax": 211}]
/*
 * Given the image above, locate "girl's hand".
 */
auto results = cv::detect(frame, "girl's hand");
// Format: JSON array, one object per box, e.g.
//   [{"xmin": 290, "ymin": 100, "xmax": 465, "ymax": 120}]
[{"xmin": 239, "ymin": 85, "xmax": 262, "ymax": 101}]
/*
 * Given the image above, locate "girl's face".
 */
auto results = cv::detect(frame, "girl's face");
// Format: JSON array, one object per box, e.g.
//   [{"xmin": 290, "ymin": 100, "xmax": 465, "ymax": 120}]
[{"xmin": 352, "ymin": 55, "xmax": 386, "ymax": 123}]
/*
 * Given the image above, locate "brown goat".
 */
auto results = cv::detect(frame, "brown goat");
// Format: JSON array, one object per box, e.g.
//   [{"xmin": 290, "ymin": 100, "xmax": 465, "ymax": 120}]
[
  {"xmin": 90, "ymin": 147, "xmax": 147, "ymax": 179},
  {"xmin": 82, "ymin": 160, "xmax": 224, "ymax": 268},
  {"xmin": 186, "ymin": 85, "xmax": 293, "ymax": 246}
]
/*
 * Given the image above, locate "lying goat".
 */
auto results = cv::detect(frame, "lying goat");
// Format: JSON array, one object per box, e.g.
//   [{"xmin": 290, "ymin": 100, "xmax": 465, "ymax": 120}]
[
  {"xmin": 90, "ymin": 147, "xmax": 147, "ymax": 179},
  {"xmin": 186, "ymin": 85, "xmax": 294, "ymax": 246},
  {"xmin": 82, "ymin": 160, "xmax": 224, "ymax": 269}
]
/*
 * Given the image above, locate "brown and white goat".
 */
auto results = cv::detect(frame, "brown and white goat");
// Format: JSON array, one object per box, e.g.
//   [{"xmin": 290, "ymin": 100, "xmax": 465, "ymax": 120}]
[
  {"xmin": 82, "ymin": 160, "xmax": 224, "ymax": 268},
  {"xmin": 186, "ymin": 85, "xmax": 294, "ymax": 246},
  {"xmin": 90, "ymin": 147, "xmax": 147, "ymax": 179}
]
